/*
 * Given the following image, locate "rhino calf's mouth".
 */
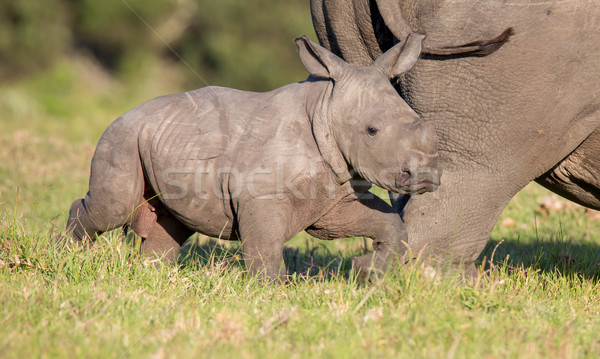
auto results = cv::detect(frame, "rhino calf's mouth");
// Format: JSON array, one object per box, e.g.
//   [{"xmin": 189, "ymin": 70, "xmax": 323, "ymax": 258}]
[{"xmin": 394, "ymin": 170, "xmax": 441, "ymax": 194}]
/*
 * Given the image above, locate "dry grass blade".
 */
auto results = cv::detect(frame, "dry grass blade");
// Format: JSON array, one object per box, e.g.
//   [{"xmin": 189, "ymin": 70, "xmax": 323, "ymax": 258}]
[
  {"xmin": 0, "ymin": 255, "xmax": 34, "ymax": 270},
  {"xmin": 258, "ymin": 306, "xmax": 297, "ymax": 336}
]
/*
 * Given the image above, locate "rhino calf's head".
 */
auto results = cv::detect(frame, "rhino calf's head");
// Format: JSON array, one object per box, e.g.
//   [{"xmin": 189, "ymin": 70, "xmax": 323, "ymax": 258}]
[{"xmin": 296, "ymin": 33, "xmax": 440, "ymax": 194}]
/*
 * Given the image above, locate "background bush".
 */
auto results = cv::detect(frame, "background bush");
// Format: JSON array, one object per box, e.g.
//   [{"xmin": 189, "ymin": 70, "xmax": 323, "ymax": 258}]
[{"xmin": 0, "ymin": 0, "xmax": 315, "ymax": 91}]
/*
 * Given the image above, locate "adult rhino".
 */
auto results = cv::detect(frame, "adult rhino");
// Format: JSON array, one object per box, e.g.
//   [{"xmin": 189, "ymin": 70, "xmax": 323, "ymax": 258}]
[{"xmin": 311, "ymin": 0, "xmax": 600, "ymax": 271}]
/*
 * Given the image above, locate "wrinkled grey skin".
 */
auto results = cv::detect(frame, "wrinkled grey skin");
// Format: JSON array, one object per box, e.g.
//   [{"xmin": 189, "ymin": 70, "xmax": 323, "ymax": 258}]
[
  {"xmin": 66, "ymin": 34, "xmax": 440, "ymax": 281},
  {"xmin": 311, "ymin": 0, "xmax": 600, "ymax": 270}
]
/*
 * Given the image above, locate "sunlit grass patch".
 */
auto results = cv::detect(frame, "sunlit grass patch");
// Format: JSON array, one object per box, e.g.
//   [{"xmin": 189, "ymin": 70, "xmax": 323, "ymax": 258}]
[{"xmin": 3, "ymin": 212, "xmax": 600, "ymax": 358}]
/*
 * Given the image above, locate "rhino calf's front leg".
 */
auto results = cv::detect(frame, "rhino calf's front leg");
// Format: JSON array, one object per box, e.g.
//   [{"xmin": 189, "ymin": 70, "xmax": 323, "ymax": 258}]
[
  {"xmin": 236, "ymin": 200, "xmax": 293, "ymax": 282},
  {"xmin": 306, "ymin": 194, "xmax": 408, "ymax": 281}
]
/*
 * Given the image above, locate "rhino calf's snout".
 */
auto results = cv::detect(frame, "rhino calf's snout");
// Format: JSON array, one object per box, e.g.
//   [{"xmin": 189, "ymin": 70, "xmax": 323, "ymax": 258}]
[{"xmin": 396, "ymin": 121, "xmax": 441, "ymax": 194}]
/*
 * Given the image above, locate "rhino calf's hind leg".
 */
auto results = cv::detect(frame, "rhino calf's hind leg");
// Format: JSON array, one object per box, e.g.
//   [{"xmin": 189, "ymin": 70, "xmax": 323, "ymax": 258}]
[
  {"xmin": 66, "ymin": 197, "xmax": 103, "ymax": 244},
  {"xmin": 67, "ymin": 191, "xmax": 142, "ymax": 244},
  {"xmin": 66, "ymin": 116, "xmax": 145, "ymax": 243},
  {"xmin": 130, "ymin": 199, "xmax": 194, "ymax": 264}
]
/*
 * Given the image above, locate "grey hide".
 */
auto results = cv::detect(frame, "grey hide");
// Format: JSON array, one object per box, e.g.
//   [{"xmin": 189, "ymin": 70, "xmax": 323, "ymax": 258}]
[
  {"xmin": 66, "ymin": 34, "xmax": 440, "ymax": 281},
  {"xmin": 311, "ymin": 0, "xmax": 600, "ymax": 272}
]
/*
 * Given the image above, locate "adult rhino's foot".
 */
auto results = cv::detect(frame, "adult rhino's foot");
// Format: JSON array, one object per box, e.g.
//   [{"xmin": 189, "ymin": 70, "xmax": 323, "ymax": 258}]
[
  {"xmin": 455, "ymin": 261, "xmax": 480, "ymax": 281},
  {"xmin": 415, "ymin": 259, "xmax": 481, "ymax": 284}
]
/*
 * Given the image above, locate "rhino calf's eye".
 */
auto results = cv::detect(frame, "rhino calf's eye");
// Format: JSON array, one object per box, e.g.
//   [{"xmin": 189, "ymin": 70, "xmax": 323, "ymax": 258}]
[{"xmin": 367, "ymin": 127, "xmax": 379, "ymax": 136}]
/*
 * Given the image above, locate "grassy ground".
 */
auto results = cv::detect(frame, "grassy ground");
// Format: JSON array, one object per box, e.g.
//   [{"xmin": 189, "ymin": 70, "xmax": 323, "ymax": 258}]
[{"xmin": 2, "ymin": 58, "xmax": 600, "ymax": 359}]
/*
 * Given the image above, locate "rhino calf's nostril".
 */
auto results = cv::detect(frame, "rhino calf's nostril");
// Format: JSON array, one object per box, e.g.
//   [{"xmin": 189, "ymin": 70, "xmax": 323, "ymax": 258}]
[{"xmin": 400, "ymin": 170, "xmax": 412, "ymax": 184}]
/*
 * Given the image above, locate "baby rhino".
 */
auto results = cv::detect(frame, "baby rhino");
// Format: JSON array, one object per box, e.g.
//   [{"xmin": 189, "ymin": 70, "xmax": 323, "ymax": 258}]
[{"xmin": 66, "ymin": 34, "xmax": 440, "ymax": 281}]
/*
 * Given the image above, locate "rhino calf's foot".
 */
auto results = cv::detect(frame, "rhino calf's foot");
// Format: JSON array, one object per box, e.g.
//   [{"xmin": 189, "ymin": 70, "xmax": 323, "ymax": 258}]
[
  {"xmin": 351, "ymin": 253, "xmax": 387, "ymax": 283},
  {"xmin": 351, "ymin": 254, "xmax": 381, "ymax": 283},
  {"xmin": 66, "ymin": 198, "xmax": 102, "ymax": 246},
  {"xmin": 52, "ymin": 234, "xmax": 92, "ymax": 252}
]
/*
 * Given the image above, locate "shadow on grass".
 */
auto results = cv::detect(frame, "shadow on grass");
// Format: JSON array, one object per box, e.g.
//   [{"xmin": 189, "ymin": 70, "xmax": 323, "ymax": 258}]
[
  {"xmin": 177, "ymin": 235, "xmax": 372, "ymax": 280},
  {"xmin": 479, "ymin": 237, "xmax": 600, "ymax": 280},
  {"xmin": 133, "ymin": 227, "xmax": 600, "ymax": 281}
]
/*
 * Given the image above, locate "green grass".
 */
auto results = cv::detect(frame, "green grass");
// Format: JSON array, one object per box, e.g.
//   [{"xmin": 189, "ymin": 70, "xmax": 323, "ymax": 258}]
[
  {"xmin": 3, "ymin": 53, "xmax": 600, "ymax": 359},
  {"xmin": 3, "ymin": 217, "xmax": 600, "ymax": 358}
]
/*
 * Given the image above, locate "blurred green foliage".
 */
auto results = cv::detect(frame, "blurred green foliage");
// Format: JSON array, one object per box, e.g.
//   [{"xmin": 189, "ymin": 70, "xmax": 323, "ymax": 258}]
[
  {"xmin": 0, "ymin": 1, "xmax": 316, "ymax": 144},
  {"xmin": 0, "ymin": 0, "xmax": 71, "ymax": 79},
  {"xmin": 0, "ymin": 0, "xmax": 316, "ymax": 90}
]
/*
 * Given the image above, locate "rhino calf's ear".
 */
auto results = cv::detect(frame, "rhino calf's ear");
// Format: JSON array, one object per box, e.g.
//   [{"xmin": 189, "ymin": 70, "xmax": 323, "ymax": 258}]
[
  {"xmin": 374, "ymin": 32, "xmax": 425, "ymax": 79},
  {"xmin": 295, "ymin": 35, "xmax": 347, "ymax": 79}
]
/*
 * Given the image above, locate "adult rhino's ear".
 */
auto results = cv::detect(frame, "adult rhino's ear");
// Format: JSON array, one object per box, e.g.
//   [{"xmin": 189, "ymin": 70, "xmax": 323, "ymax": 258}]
[
  {"xmin": 295, "ymin": 35, "xmax": 346, "ymax": 79},
  {"xmin": 374, "ymin": 32, "xmax": 425, "ymax": 79}
]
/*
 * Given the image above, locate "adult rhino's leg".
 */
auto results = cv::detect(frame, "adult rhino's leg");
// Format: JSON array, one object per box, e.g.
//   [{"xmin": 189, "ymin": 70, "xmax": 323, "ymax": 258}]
[
  {"xmin": 310, "ymin": 0, "xmax": 385, "ymax": 66},
  {"xmin": 400, "ymin": 100, "xmax": 600, "ymax": 269},
  {"xmin": 401, "ymin": 170, "xmax": 515, "ymax": 268},
  {"xmin": 67, "ymin": 117, "xmax": 144, "ymax": 243},
  {"xmin": 401, "ymin": 105, "xmax": 600, "ymax": 267},
  {"xmin": 306, "ymin": 194, "xmax": 408, "ymax": 281},
  {"xmin": 536, "ymin": 127, "xmax": 600, "ymax": 210},
  {"xmin": 402, "ymin": 124, "xmax": 600, "ymax": 270}
]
